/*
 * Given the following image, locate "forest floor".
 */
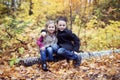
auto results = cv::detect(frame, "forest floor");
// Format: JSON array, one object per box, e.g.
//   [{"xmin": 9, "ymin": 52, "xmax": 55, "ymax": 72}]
[
  {"xmin": 0, "ymin": 27, "xmax": 120, "ymax": 80},
  {"xmin": 0, "ymin": 52, "xmax": 120, "ymax": 80}
]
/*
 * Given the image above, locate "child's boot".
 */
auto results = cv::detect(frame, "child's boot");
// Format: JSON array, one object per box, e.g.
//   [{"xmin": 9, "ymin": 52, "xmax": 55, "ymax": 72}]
[
  {"xmin": 73, "ymin": 56, "xmax": 82, "ymax": 67},
  {"xmin": 42, "ymin": 62, "xmax": 48, "ymax": 71}
]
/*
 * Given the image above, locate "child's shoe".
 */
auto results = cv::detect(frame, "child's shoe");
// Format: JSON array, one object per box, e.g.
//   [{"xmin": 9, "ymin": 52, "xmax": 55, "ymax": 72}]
[
  {"xmin": 73, "ymin": 56, "xmax": 82, "ymax": 67},
  {"xmin": 42, "ymin": 63, "xmax": 48, "ymax": 71}
]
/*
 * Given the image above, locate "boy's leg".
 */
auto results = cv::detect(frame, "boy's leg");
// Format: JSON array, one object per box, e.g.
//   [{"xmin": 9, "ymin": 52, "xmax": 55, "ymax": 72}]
[
  {"xmin": 72, "ymin": 51, "xmax": 82, "ymax": 67},
  {"xmin": 57, "ymin": 48, "xmax": 81, "ymax": 67},
  {"xmin": 57, "ymin": 48, "xmax": 77, "ymax": 60},
  {"xmin": 46, "ymin": 47, "xmax": 53, "ymax": 61}
]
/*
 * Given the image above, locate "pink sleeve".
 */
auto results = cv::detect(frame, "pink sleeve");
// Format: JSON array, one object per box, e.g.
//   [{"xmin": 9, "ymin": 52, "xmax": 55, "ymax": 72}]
[{"xmin": 36, "ymin": 36, "xmax": 44, "ymax": 48}]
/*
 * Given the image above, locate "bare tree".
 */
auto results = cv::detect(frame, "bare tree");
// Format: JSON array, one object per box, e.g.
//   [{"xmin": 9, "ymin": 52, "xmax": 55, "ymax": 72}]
[
  {"xmin": 69, "ymin": 0, "xmax": 72, "ymax": 30},
  {"xmin": 29, "ymin": 0, "xmax": 33, "ymax": 15},
  {"xmin": 11, "ymin": 0, "xmax": 17, "ymax": 12}
]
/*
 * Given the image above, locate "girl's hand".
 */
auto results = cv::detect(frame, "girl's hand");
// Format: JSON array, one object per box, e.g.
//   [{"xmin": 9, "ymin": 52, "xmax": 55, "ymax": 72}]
[{"xmin": 40, "ymin": 47, "xmax": 46, "ymax": 50}]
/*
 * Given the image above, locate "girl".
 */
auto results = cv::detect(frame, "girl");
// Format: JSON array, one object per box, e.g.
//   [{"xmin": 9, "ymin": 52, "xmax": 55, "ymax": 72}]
[
  {"xmin": 37, "ymin": 20, "xmax": 58, "ymax": 71},
  {"xmin": 56, "ymin": 16, "xmax": 82, "ymax": 67}
]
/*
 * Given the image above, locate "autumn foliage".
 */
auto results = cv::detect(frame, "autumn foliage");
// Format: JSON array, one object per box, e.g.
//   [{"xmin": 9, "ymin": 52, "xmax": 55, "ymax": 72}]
[
  {"xmin": 0, "ymin": 0, "xmax": 120, "ymax": 79},
  {"xmin": 0, "ymin": 53, "xmax": 120, "ymax": 80}
]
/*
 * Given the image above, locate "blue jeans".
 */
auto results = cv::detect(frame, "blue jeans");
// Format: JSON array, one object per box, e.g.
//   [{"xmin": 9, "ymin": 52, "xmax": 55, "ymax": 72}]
[
  {"xmin": 40, "ymin": 44, "xmax": 59, "ymax": 62},
  {"xmin": 57, "ymin": 48, "xmax": 78, "ymax": 60},
  {"xmin": 51, "ymin": 44, "xmax": 59, "ymax": 53}
]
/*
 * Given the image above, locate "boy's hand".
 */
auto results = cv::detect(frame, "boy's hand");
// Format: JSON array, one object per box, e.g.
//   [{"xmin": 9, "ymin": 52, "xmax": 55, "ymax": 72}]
[{"xmin": 41, "ymin": 32, "xmax": 46, "ymax": 37}]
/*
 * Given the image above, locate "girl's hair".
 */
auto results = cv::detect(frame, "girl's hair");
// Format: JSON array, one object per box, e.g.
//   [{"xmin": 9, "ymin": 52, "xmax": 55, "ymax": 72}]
[
  {"xmin": 45, "ymin": 20, "xmax": 55, "ymax": 28},
  {"xmin": 56, "ymin": 16, "xmax": 68, "ymax": 24},
  {"xmin": 45, "ymin": 20, "xmax": 57, "ymax": 33}
]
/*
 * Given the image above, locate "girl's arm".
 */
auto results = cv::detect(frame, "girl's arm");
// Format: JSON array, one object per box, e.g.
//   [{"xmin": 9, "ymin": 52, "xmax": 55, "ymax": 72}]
[
  {"xmin": 37, "ymin": 29, "xmax": 47, "ymax": 48},
  {"xmin": 36, "ymin": 36, "xmax": 44, "ymax": 48}
]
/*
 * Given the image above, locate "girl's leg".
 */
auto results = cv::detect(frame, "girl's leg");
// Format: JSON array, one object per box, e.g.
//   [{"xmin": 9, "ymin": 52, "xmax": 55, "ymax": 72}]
[
  {"xmin": 51, "ymin": 44, "xmax": 59, "ymax": 53},
  {"xmin": 46, "ymin": 47, "xmax": 53, "ymax": 61},
  {"xmin": 40, "ymin": 50, "xmax": 47, "ymax": 62},
  {"xmin": 40, "ymin": 49, "xmax": 48, "ymax": 71},
  {"xmin": 51, "ymin": 44, "xmax": 60, "ymax": 61}
]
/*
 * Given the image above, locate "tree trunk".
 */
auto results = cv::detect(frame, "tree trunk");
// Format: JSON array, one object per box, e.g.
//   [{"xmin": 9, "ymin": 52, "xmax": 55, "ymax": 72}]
[
  {"xmin": 18, "ymin": 0, "xmax": 22, "ymax": 7},
  {"xmin": 29, "ymin": 0, "xmax": 33, "ymax": 15},
  {"xmin": 69, "ymin": 0, "xmax": 72, "ymax": 30},
  {"xmin": 11, "ymin": 0, "xmax": 17, "ymax": 12}
]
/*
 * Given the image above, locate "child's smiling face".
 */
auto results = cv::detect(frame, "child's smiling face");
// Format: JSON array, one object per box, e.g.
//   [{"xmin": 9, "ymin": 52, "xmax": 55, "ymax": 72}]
[
  {"xmin": 47, "ymin": 23, "xmax": 55, "ymax": 34},
  {"xmin": 57, "ymin": 20, "xmax": 67, "ymax": 31}
]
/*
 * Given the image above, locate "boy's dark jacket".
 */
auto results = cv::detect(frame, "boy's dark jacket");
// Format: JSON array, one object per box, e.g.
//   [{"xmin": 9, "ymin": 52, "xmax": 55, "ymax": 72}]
[{"xmin": 57, "ymin": 29, "xmax": 80, "ymax": 52}]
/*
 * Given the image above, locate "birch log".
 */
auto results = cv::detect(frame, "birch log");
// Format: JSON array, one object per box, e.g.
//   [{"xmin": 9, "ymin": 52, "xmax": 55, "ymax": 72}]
[{"xmin": 18, "ymin": 49, "xmax": 120, "ymax": 66}]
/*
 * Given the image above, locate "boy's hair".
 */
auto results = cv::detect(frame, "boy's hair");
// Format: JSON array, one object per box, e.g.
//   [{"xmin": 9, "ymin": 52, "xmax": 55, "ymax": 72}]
[{"xmin": 56, "ymin": 16, "xmax": 68, "ymax": 24}]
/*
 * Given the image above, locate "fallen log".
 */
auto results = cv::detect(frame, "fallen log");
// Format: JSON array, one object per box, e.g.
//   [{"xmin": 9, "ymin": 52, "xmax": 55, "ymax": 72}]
[
  {"xmin": 18, "ymin": 49, "xmax": 120, "ymax": 66},
  {"xmin": 78, "ymin": 49, "xmax": 120, "ymax": 59}
]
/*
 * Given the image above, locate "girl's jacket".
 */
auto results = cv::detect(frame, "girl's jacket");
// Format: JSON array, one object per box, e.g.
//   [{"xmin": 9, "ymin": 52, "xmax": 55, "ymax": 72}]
[{"xmin": 37, "ymin": 34, "xmax": 58, "ymax": 48}]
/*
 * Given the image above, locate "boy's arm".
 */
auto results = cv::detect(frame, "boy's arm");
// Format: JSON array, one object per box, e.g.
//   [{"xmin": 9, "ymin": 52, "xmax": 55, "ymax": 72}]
[
  {"xmin": 41, "ymin": 29, "xmax": 47, "ymax": 37},
  {"xmin": 72, "ymin": 33, "xmax": 80, "ymax": 52},
  {"xmin": 67, "ymin": 30, "xmax": 80, "ymax": 52}
]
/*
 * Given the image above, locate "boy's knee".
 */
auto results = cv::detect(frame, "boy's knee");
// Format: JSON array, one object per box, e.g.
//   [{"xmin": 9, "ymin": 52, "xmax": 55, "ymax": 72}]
[{"xmin": 57, "ymin": 48, "xmax": 65, "ymax": 55}]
